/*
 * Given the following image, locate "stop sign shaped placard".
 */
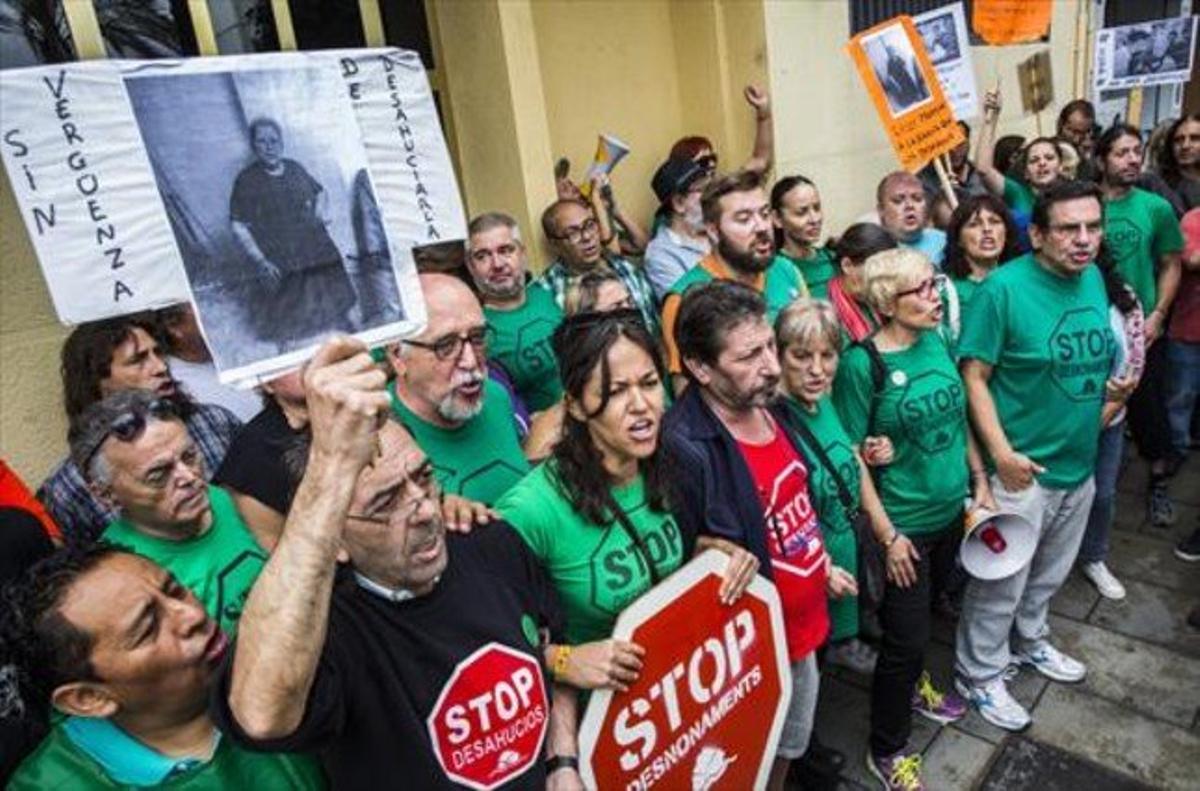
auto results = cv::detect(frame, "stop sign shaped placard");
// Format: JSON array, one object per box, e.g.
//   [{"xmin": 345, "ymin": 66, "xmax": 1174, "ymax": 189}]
[
  {"xmin": 427, "ymin": 642, "xmax": 550, "ymax": 790},
  {"xmin": 579, "ymin": 550, "xmax": 791, "ymax": 790}
]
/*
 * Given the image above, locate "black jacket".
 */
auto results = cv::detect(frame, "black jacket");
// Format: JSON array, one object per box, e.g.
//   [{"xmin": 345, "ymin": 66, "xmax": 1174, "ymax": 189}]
[{"xmin": 663, "ymin": 386, "xmax": 812, "ymax": 581}]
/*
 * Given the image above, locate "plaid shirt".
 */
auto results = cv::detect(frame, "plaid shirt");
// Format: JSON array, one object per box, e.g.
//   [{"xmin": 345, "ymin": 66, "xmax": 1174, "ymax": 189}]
[
  {"xmin": 536, "ymin": 254, "xmax": 662, "ymax": 337},
  {"xmin": 37, "ymin": 402, "xmax": 242, "ymax": 545}
]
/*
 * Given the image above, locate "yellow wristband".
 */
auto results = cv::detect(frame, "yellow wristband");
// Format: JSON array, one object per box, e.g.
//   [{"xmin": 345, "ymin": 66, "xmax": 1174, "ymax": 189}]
[{"xmin": 552, "ymin": 645, "xmax": 573, "ymax": 681}]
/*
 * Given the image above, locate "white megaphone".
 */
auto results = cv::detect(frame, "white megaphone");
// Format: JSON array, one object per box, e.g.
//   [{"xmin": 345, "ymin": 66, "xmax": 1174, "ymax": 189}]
[
  {"xmin": 580, "ymin": 134, "xmax": 631, "ymax": 197},
  {"xmin": 959, "ymin": 505, "xmax": 1037, "ymax": 581}
]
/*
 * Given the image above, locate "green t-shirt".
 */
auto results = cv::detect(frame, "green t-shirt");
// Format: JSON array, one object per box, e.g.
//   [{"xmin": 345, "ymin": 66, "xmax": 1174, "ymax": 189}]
[
  {"xmin": 1002, "ymin": 176, "xmax": 1036, "ymax": 215},
  {"xmin": 389, "ymin": 378, "xmax": 530, "ymax": 504},
  {"xmin": 958, "ymin": 253, "xmax": 1113, "ymax": 488},
  {"xmin": 496, "ymin": 463, "xmax": 684, "ymax": 645},
  {"xmin": 949, "ymin": 276, "xmax": 981, "ymax": 319},
  {"xmin": 775, "ymin": 247, "xmax": 836, "ymax": 299},
  {"xmin": 484, "ymin": 288, "xmax": 565, "ymax": 412},
  {"xmin": 9, "ymin": 720, "xmax": 324, "ymax": 790},
  {"xmin": 833, "ymin": 330, "xmax": 968, "ymax": 534},
  {"xmin": 787, "ymin": 396, "xmax": 860, "ymax": 641},
  {"xmin": 668, "ymin": 256, "xmax": 803, "ymax": 322},
  {"xmin": 102, "ymin": 486, "xmax": 266, "ymax": 635},
  {"xmin": 1104, "ymin": 187, "xmax": 1184, "ymax": 312}
]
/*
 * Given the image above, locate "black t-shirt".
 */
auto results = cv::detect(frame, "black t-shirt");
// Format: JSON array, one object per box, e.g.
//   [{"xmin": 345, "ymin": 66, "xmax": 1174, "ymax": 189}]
[
  {"xmin": 213, "ymin": 402, "xmax": 299, "ymax": 515},
  {"xmin": 212, "ymin": 526, "xmax": 565, "ymax": 790}
]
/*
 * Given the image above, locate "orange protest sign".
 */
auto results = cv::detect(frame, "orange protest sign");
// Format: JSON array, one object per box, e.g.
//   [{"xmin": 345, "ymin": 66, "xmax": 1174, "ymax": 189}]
[
  {"xmin": 972, "ymin": 0, "xmax": 1053, "ymax": 45},
  {"xmin": 845, "ymin": 16, "xmax": 965, "ymax": 173}
]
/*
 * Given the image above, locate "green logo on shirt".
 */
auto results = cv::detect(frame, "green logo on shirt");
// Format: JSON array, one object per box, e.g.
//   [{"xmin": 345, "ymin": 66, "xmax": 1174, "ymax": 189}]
[
  {"xmin": 1105, "ymin": 217, "xmax": 1143, "ymax": 264},
  {"xmin": 1048, "ymin": 307, "xmax": 1114, "ymax": 402},
  {"xmin": 515, "ymin": 319, "xmax": 558, "ymax": 373},
  {"xmin": 216, "ymin": 549, "xmax": 268, "ymax": 629},
  {"xmin": 588, "ymin": 513, "xmax": 681, "ymax": 616},
  {"xmin": 897, "ymin": 370, "xmax": 965, "ymax": 454},
  {"xmin": 816, "ymin": 441, "xmax": 858, "ymax": 525}
]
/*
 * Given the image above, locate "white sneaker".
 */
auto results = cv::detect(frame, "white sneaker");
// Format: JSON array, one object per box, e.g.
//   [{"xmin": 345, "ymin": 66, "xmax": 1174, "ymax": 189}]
[
  {"xmin": 1081, "ymin": 561, "xmax": 1126, "ymax": 600},
  {"xmin": 955, "ymin": 675, "xmax": 1031, "ymax": 732},
  {"xmin": 1015, "ymin": 641, "xmax": 1087, "ymax": 683}
]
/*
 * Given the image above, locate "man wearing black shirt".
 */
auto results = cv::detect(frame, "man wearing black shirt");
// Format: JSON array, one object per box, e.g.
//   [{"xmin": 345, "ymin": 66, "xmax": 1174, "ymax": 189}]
[{"xmin": 212, "ymin": 338, "xmax": 576, "ymax": 790}]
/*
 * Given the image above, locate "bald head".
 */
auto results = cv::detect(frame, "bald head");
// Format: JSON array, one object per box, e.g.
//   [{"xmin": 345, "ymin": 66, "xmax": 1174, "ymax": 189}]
[{"xmin": 420, "ymin": 273, "xmax": 484, "ymax": 332}]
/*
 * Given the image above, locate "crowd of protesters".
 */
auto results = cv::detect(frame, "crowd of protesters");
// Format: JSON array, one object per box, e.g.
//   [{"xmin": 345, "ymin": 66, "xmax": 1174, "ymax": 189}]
[{"xmin": 1, "ymin": 83, "xmax": 1199, "ymax": 791}]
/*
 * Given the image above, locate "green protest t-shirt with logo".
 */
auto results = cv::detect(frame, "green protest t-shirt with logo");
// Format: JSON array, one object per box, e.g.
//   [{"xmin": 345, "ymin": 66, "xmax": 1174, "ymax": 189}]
[
  {"xmin": 496, "ymin": 462, "xmax": 684, "ymax": 645},
  {"xmin": 786, "ymin": 396, "xmax": 860, "ymax": 641},
  {"xmin": 8, "ymin": 719, "xmax": 324, "ymax": 791},
  {"xmin": 958, "ymin": 253, "xmax": 1113, "ymax": 489},
  {"xmin": 833, "ymin": 330, "xmax": 968, "ymax": 534},
  {"xmin": 389, "ymin": 378, "xmax": 530, "ymax": 505},
  {"xmin": 485, "ymin": 288, "xmax": 565, "ymax": 412},
  {"xmin": 775, "ymin": 247, "xmax": 836, "ymax": 299},
  {"xmin": 1104, "ymin": 187, "xmax": 1184, "ymax": 312},
  {"xmin": 101, "ymin": 486, "xmax": 265, "ymax": 635}
]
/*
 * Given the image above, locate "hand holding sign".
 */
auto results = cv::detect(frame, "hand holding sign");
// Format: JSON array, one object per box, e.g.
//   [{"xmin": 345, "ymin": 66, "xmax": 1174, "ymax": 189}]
[
  {"xmin": 302, "ymin": 336, "xmax": 391, "ymax": 480},
  {"xmin": 563, "ymin": 639, "xmax": 645, "ymax": 692}
]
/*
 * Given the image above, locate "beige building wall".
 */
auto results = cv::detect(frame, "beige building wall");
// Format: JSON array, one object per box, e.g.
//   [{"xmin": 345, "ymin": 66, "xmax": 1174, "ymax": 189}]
[{"xmin": 765, "ymin": 0, "xmax": 1087, "ymax": 235}]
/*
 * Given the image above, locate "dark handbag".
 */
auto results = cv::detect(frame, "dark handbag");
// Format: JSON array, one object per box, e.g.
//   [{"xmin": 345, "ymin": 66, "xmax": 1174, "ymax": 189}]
[{"xmin": 780, "ymin": 405, "xmax": 887, "ymax": 614}]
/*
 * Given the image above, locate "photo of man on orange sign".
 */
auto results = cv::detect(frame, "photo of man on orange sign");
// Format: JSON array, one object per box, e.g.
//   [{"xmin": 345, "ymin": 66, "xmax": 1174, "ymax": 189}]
[{"xmin": 846, "ymin": 16, "xmax": 965, "ymax": 174}]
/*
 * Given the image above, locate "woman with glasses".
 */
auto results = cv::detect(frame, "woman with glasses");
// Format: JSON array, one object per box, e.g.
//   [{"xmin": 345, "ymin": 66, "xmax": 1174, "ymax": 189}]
[
  {"xmin": 941, "ymin": 195, "xmax": 1019, "ymax": 350},
  {"xmin": 496, "ymin": 310, "xmax": 758, "ymax": 696},
  {"xmin": 832, "ymin": 249, "xmax": 993, "ymax": 791}
]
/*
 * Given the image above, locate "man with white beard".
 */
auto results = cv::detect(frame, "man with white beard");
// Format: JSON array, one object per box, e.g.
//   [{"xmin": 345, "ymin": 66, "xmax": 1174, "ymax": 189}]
[
  {"xmin": 385, "ymin": 273, "xmax": 530, "ymax": 504},
  {"xmin": 643, "ymin": 157, "xmax": 712, "ymax": 299}
]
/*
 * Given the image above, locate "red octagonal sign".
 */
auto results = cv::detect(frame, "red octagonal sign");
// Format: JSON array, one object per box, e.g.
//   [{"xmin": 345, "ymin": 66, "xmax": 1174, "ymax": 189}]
[
  {"xmin": 427, "ymin": 642, "xmax": 550, "ymax": 790},
  {"xmin": 580, "ymin": 550, "xmax": 791, "ymax": 790}
]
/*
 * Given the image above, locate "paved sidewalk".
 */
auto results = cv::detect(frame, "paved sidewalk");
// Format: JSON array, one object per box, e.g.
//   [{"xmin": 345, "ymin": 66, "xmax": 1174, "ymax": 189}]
[{"xmin": 804, "ymin": 450, "xmax": 1200, "ymax": 790}]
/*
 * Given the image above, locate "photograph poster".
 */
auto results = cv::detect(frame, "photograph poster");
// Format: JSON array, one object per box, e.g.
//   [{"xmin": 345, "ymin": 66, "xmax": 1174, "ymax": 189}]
[
  {"xmin": 915, "ymin": 2, "xmax": 979, "ymax": 120},
  {"xmin": 1093, "ymin": 16, "xmax": 1197, "ymax": 91},
  {"xmin": 1, "ymin": 49, "xmax": 463, "ymax": 387},
  {"xmin": 846, "ymin": 16, "xmax": 965, "ymax": 172}
]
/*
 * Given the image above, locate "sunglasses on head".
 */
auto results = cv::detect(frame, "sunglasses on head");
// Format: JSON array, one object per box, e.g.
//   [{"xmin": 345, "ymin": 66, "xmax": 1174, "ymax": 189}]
[{"xmin": 80, "ymin": 398, "xmax": 179, "ymax": 472}]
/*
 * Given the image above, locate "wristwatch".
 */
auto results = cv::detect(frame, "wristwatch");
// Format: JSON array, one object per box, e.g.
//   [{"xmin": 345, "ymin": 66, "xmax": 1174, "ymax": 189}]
[{"xmin": 545, "ymin": 755, "xmax": 579, "ymax": 774}]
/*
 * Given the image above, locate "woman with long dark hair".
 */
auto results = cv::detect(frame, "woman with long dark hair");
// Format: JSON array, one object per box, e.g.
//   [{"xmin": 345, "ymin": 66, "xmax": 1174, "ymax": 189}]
[
  {"xmin": 1156, "ymin": 113, "xmax": 1200, "ymax": 211},
  {"xmin": 826, "ymin": 223, "xmax": 898, "ymax": 343},
  {"xmin": 1076, "ymin": 245, "xmax": 1143, "ymax": 599},
  {"xmin": 941, "ymin": 195, "xmax": 1019, "ymax": 348},
  {"xmin": 771, "ymin": 175, "xmax": 838, "ymax": 298},
  {"xmin": 495, "ymin": 311, "xmax": 757, "ymax": 717}
]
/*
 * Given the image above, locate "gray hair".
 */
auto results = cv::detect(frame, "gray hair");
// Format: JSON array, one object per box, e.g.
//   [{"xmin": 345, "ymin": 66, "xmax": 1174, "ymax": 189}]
[
  {"xmin": 467, "ymin": 212, "xmax": 522, "ymax": 243},
  {"xmin": 68, "ymin": 389, "xmax": 184, "ymax": 485},
  {"xmin": 775, "ymin": 298, "xmax": 842, "ymax": 354}
]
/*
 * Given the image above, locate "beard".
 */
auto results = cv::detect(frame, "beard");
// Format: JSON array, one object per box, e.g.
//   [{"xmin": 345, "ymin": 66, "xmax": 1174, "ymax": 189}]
[
  {"xmin": 436, "ymin": 371, "xmax": 486, "ymax": 423},
  {"xmin": 477, "ymin": 276, "xmax": 523, "ymax": 302},
  {"xmin": 717, "ymin": 233, "xmax": 774, "ymax": 275}
]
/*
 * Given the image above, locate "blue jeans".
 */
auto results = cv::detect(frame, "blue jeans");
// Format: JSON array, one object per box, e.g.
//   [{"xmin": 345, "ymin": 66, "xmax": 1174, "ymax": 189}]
[
  {"xmin": 1078, "ymin": 421, "xmax": 1125, "ymax": 564},
  {"xmin": 1166, "ymin": 340, "xmax": 1200, "ymax": 457}
]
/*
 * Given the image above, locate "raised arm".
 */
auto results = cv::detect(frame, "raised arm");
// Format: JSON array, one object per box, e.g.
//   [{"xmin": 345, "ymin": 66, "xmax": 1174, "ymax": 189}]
[
  {"xmin": 974, "ymin": 88, "xmax": 1007, "ymax": 198},
  {"xmin": 742, "ymin": 85, "xmax": 774, "ymax": 176},
  {"xmin": 226, "ymin": 338, "xmax": 390, "ymax": 739}
]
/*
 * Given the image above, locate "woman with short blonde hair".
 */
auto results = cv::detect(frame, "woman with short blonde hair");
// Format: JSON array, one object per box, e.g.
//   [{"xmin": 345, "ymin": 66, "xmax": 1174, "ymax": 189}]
[{"xmin": 832, "ymin": 249, "xmax": 993, "ymax": 788}]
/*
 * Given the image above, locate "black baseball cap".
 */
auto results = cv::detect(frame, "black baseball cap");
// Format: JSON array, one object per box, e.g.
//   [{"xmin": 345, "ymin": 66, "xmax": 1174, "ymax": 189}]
[{"xmin": 651, "ymin": 157, "xmax": 707, "ymax": 205}]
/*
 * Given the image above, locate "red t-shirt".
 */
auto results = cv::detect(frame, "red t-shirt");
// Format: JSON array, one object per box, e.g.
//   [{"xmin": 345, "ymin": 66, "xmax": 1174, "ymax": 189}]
[
  {"xmin": 737, "ymin": 420, "xmax": 829, "ymax": 661},
  {"xmin": 1168, "ymin": 208, "xmax": 1200, "ymax": 343}
]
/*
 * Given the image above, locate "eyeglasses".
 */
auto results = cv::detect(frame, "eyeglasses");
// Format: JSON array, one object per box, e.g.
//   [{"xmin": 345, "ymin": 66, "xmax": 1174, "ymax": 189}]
[
  {"xmin": 551, "ymin": 217, "xmax": 599, "ymax": 244},
  {"xmin": 403, "ymin": 326, "xmax": 492, "ymax": 361},
  {"xmin": 895, "ymin": 275, "xmax": 941, "ymax": 301},
  {"xmin": 79, "ymin": 398, "xmax": 180, "ymax": 473},
  {"xmin": 346, "ymin": 461, "xmax": 443, "ymax": 525}
]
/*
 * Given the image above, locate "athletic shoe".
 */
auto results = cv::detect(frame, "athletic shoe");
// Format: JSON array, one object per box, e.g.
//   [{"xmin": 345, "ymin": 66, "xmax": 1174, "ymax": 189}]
[
  {"xmin": 955, "ymin": 675, "xmax": 1031, "ymax": 732},
  {"xmin": 911, "ymin": 670, "xmax": 967, "ymax": 724},
  {"xmin": 1081, "ymin": 561, "xmax": 1126, "ymax": 600},
  {"xmin": 1149, "ymin": 484, "xmax": 1176, "ymax": 527},
  {"xmin": 826, "ymin": 637, "xmax": 878, "ymax": 675},
  {"xmin": 866, "ymin": 750, "xmax": 924, "ymax": 791},
  {"xmin": 1175, "ymin": 527, "xmax": 1200, "ymax": 562},
  {"xmin": 1015, "ymin": 640, "xmax": 1087, "ymax": 683}
]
